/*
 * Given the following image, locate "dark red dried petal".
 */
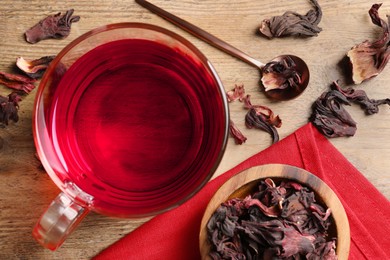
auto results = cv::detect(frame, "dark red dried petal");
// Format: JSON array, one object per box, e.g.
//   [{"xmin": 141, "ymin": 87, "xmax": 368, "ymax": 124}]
[
  {"xmin": 226, "ymin": 84, "xmax": 245, "ymax": 102},
  {"xmin": 243, "ymin": 95, "xmax": 281, "ymax": 143},
  {"xmin": 16, "ymin": 56, "xmax": 55, "ymax": 79},
  {"xmin": 311, "ymin": 80, "xmax": 390, "ymax": 138},
  {"xmin": 279, "ymin": 226, "xmax": 316, "ymax": 257},
  {"xmin": 309, "ymin": 239, "xmax": 338, "ymax": 260},
  {"xmin": 261, "ymin": 56, "xmax": 302, "ymax": 92},
  {"xmin": 331, "ymin": 81, "xmax": 390, "ymax": 115},
  {"xmin": 243, "ymin": 196, "xmax": 282, "ymax": 218},
  {"xmin": 310, "ymin": 85, "xmax": 357, "ymax": 138},
  {"xmin": 347, "ymin": 4, "xmax": 390, "ymax": 84},
  {"xmin": 25, "ymin": 9, "xmax": 80, "ymax": 44},
  {"xmin": 310, "ymin": 205, "xmax": 332, "ymax": 222},
  {"xmin": 229, "ymin": 120, "xmax": 247, "ymax": 145},
  {"xmin": 244, "ymin": 95, "xmax": 282, "ymax": 128},
  {"xmin": 0, "ymin": 71, "xmax": 36, "ymax": 93},
  {"xmin": 246, "ymin": 108, "xmax": 280, "ymax": 143},
  {"xmin": 0, "ymin": 92, "xmax": 22, "ymax": 126},
  {"xmin": 282, "ymin": 181, "xmax": 303, "ymax": 191},
  {"xmin": 259, "ymin": 0, "xmax": 322, "ymax": 38},
  {"xmin": 207, "ymin": 178, "xmax": 335, "ymax": 259}
]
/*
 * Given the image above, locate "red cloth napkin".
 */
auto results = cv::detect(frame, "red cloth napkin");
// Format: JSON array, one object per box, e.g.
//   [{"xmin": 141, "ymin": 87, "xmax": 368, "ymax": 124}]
[{"xmin": 94, "ymin": 123, "xmax": 390, "ymax": 259}]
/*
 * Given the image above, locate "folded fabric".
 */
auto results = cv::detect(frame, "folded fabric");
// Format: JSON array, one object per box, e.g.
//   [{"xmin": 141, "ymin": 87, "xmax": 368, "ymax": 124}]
[{"xmin": 94, "ymin": 123, "xmax": 390, "ymax": 259}]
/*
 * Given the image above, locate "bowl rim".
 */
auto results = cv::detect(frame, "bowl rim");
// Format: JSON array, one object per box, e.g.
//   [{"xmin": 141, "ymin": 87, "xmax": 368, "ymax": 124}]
[{"xmin": 199, "ymin": 163, "xmax": 350, "ymax": 259}]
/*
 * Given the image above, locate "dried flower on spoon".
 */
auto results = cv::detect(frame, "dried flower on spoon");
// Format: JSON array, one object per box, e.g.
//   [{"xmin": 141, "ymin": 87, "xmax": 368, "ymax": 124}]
[
  {"xmin": 259, "ymin": 0, "xmax": 322, "ymax": 38},
  {"xmin": 25, "ymin": 9, "xmax": 80, "ymax": 44},
  {"xmin": 16, "ymin": 56, "xmax": 55, "ymax": 79},
  {"xmin": 347, "ymin": 3, "xmax": 390, "ymax": 84},
  {"xmin": 0, "ymin": 92, "xmax": 22, "ymax": 127},
  {"xmin": 0, "ymin": 71, "xmax": 36, "ymax": 93},
  {"xmin": 261, "ymin": 56, "xmax": 302, "ymax": 92}
]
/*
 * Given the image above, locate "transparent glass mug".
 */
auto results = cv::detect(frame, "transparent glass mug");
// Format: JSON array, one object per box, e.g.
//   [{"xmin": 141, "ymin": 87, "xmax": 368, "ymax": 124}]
[{"xmin": 32, "ymin": 23, "xmax": 229, "ymax": 250}]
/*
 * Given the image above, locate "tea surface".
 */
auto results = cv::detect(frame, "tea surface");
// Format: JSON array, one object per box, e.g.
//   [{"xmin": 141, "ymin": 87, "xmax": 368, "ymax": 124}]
[{"xmin": 45, "ymin": 39, "xmax": 223, "ymax": 215}]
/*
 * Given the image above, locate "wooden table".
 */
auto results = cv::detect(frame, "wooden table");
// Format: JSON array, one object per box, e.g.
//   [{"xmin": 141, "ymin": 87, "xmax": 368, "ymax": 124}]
[{"xmin": 1, "ymin": 0, "xmax": 389, "ymax": 259}]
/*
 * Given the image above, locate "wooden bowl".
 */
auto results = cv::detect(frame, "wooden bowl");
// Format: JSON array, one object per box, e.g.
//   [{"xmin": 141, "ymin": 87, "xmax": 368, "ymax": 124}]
[{"xmin": 199, "ymin": 164, "xmax": 350, "ymax": 259}]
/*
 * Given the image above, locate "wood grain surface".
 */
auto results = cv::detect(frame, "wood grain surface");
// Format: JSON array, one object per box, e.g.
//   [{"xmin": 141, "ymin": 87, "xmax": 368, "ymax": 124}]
[{"xmin": 0, "ymin": 0, "xmax": 389, "ymax": 259}]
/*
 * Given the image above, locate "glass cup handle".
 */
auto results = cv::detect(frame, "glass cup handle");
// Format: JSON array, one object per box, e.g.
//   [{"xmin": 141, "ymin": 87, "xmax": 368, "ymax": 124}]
[{"xmin": 32, "ymin": 192, "xmax": 90, "ymax": 250}]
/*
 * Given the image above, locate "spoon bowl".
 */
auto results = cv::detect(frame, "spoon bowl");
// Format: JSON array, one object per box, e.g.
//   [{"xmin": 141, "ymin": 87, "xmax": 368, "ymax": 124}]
[{"xmin": 261, "ymin": 55, "xmax": 310, "ymax": 101}]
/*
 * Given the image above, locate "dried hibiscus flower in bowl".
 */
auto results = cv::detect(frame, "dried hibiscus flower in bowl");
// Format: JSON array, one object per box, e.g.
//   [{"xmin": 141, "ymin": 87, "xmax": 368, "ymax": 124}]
[{"xmin": 199, "ymin": 164, "xmax": 350, "ymax": 260}]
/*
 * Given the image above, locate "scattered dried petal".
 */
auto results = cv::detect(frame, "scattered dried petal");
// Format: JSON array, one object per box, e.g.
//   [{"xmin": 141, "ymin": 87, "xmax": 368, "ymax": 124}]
[
  {"xmin": 226, "ymin": 84, "xmax": 245, "ymax": 102},
  {"xmin": 244, "ymin": 196, "xmax": 282, "ymax": 218},
  {"xmin": 307, "ymin": 239, "xmax": 337, "ymax": 260},
  {"xmin": 244, "ymin": 95, "xmax": 281, "ymax": 143},
  {"xmin": 25, "ymin": 9, "xmax": 80, "ymax": 44},
  {"xmin": 0, "ymin": 71, "xmax": 36, "ymax": 93},
  {"xmin": 226, "ymin": 86, "xmax": 282, "ymax": 145},
  {"xmin": 310, "ymin": 87, "xmax": 357, "ymax": 138},
  {"xmin": 0, "ymin": 92, "xmax": 22, "ymax": 126},
  {"xmin": 347, "ymin": 4, "xmax": 390, "ymax": 84},
  {"xmin": 310, "ymin": 81, "xmax": 390, "ymax": 138},
  {"xmin": 16, "ymin": 56, "xmax": 56, "ymax": 79},
  {"xmin": 261, "ymin": 56, "xmax": 302, "ymax": 92},
  {"xmin": 332, "ymin": 81, "xmax": 390, "ymax": 115},
  {"xmin": 229, "ymin": 119, "xmax": 247, "ymax": 145},
  {"xmin": 207, "ymin": 178, "xmax": 336, "ymax": 259},
  {"xmin": 259, "ymin": 0, "xmax": 322, "ymax": 38},
  {"xmin": 244, "ymin": 96, "xmax": 282, "ymax": 128}
]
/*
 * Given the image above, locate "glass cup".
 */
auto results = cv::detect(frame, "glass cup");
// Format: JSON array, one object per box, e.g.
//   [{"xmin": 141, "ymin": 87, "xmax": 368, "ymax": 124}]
[{"xmin": 32, "ymin": 23, "xmax": 229, "ymax": 250}]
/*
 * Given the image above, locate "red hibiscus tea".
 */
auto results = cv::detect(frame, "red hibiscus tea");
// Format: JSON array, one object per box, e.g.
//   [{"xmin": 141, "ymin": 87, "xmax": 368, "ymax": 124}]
[{"xmin": 33, "ymin": 24, "xmax": 228, "ymax": 218}]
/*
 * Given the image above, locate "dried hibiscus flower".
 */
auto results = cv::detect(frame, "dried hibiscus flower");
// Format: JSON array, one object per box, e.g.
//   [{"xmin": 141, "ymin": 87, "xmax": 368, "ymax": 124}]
[
  {"xmin": 261, "ymin": 56, "xmax": 302, "ymax": 93},
  {"xmin": 0, "ymin": 71, "xmax": 36, "ymax": 93},
  {"xmin": 227, "ymin": 85, "xmax": 248, "ymax": 144},
  {"xmin": 244, "ymin": 95, "xmax": 282, "ymax": 143},
  {"xmin": 207, "ymin": 178, "xmax": 336, "ymax": 259},
  {"xmin": 226, "ymin": 84, "xmax": 246, "ymax": 102},
  {"xmin": 310, "ymin": 88, "xmax": 357, "ymax": 138},
  {"xmin": 16, "ymin": 56, "xmax": 55, "ymax": 79},
  {"xmin": 347, "ymin": 4, "xmax": 390, "ymax": 84},
  {"xmin": 226, "ymin": 85, "xmax": 282, "ymax": 144},
  {"xmin": 310, "ymin": 81, "xmax": 390, "ymax": 138},
  {"xmin": 0, "ymin": 92, "xmax": 22, "ymax": 126},
  {"xmin": 229, "ymin": 119, "xmax": 247, "ymax": 145},
  {"xmin": 259, "ymin": 0, "xmax": 322, "ymax": 38},
  {"xmin": 332, "ymin": 81, "xmax": 390, "ymax": 115},
  {"xmin": 25, "ymin": 9, "xmax": 80, "ymax": 44}
]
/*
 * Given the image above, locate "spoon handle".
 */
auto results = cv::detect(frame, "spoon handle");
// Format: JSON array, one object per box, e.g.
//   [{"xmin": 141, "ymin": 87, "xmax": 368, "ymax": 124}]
[{"xmin": 135, "ymin": 0, "xmax": 265, "ymax": 68}]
